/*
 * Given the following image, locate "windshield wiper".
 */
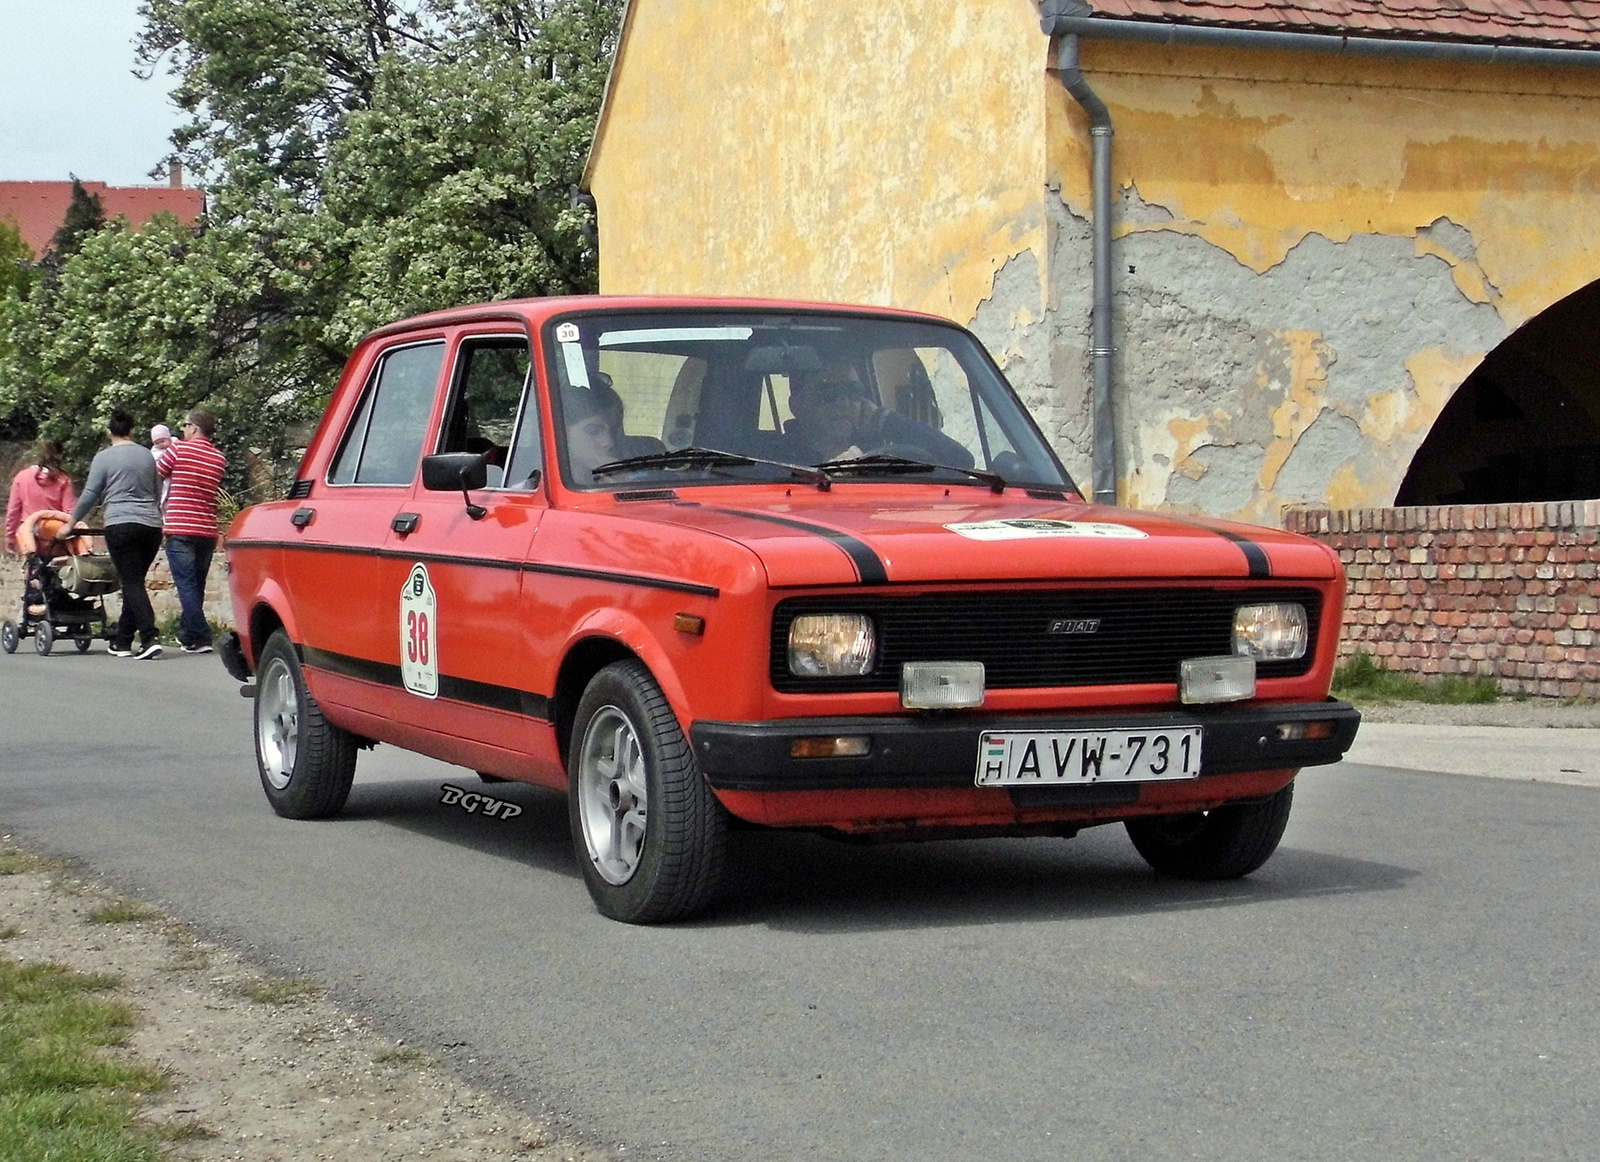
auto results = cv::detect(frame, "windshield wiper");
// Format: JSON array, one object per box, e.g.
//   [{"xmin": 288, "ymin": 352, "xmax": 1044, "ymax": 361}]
[
  {"xmin": 814, "ymin": 454, "xmax": 1008, "ymax": 493},
  {"xmin": 590, "ymin": 446, "xmax": 833, "ymax": 489}
]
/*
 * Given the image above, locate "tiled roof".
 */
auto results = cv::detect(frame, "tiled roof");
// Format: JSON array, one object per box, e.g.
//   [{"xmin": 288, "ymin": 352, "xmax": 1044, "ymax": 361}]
[
  {"xmin": 0, "ymin": 181, "xmax": 205, "ymax": 259},
  {"xmin": 1085, "ymin": 1, "xmax": 1600, "ymax": 50}
]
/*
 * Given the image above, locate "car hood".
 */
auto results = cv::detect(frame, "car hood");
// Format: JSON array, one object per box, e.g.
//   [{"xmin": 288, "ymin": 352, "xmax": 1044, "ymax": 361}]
[{"xmin": 615, "ymin": 492, "xmax": 1340, "ymax": 588}]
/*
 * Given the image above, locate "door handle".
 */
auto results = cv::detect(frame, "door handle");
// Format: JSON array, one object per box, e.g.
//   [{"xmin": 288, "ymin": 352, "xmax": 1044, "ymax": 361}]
[
  {"xmin": 290, "ymin": 508, "xmax": 314, "ymax": 528},
  {"xmin": 392, "ymin": 512, "xmax": 421, "ymax": 536}
]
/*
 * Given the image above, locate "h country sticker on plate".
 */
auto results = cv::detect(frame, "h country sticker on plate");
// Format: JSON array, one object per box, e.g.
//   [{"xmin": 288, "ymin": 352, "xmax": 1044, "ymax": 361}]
[
  {"xmin": 975, "ymin": 726, "xmax": 1202, "ymax": 786},
  {"xmin": 945, "ymin": 519, "xmax": 1147, "ymax": 541},
  {"xmin": 400, "ymin": 563, "xmax": 439, "ymax": 698}
]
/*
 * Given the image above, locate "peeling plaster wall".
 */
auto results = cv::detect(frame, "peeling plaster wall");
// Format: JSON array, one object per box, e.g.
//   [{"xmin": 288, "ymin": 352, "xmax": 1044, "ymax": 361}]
[{"xmin": 1044, "ymin": 42, "xmax": 1600, "ymax": 519}]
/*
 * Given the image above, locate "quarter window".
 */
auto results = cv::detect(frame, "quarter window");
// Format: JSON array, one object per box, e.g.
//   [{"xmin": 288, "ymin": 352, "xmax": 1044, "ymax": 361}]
[{"xmin": 328, "ymin": 342, "xmax": 446, "ymax": 486}]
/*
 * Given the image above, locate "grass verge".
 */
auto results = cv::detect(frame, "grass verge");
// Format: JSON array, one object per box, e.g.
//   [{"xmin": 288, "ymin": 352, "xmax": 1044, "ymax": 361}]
[
  {"xmin": 1332, "ymin": 652, "xmax": 1501, "ymax": 705},
  {"xmin": 0, "ymin": 957, "xmax": 168, "ymax": 1162}
]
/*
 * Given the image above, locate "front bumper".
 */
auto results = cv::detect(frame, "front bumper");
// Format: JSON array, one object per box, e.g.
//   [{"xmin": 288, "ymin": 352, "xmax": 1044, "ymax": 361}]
[{"xmin": 691, "ymin": 699, "xmax": 1360, "ymax": 795}]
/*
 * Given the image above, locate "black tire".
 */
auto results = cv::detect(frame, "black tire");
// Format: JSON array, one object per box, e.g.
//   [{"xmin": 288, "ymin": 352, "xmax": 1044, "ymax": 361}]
[
  {"xmin": 1125, "ymin": 781, "xmax": 1295, "ymax": 880},
  {"xmin": 1, "ymin": 620, "xmax": 17, "ymax": 654},
  {"xmin": 34, "ymin": 620, "xmax": 53, "ymax": 656},
  {"xmin": 253, "ymin": 630, "xmax": 357, "ymax": 819},
  {"xmin": 567, "ymin": 659, "xmax": 728, "ymax": 924},
  {"xmin": 75, "ymin": 636, "xmax": 92, "ymax": 653}
]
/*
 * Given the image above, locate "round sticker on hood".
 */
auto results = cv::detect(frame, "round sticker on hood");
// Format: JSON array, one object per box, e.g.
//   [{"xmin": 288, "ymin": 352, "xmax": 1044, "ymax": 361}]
[{"xmin": 945, "ymin": 519, "xmax": 1147, "ymax": 541}]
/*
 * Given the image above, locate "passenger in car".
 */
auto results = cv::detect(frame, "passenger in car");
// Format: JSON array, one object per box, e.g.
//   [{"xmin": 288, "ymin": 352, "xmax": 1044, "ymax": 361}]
[
  {"xmin": 562, "ymin": 384, "xmax": 620, "ymax": 485},
  {"xmin": 784, "ymin": 363, "xmax": 974, "ymax": 468}
]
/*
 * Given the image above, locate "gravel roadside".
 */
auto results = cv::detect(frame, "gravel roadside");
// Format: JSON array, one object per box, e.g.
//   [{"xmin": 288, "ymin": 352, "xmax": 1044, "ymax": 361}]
[{"xmin": 0, "ymin": 838, "xmax": 610, "ymax": 1162}]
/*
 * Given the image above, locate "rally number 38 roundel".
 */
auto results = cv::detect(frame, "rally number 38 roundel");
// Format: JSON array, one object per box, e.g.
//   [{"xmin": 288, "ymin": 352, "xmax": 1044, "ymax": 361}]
[{"xmin": 400, "ymin": 563, "xmax": 438, "ymax": 699}]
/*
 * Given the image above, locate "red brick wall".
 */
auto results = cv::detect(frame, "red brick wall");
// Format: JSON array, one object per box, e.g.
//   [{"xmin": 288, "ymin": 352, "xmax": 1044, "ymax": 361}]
[{"xmin": 1282, "ymin": 502, "xmax": 1600, "ymax": 699}]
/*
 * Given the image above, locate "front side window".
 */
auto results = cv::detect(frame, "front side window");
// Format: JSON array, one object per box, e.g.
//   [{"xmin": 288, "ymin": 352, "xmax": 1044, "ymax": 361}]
[
  {"xmin": 328, "ymin": 342, "xmax": 446, "ymax": 486},
  {"xmin": 438, "ymin": 337, "xmax": 536, "ymax": 489},
  {"xmin": 544, "ymin": 312, "xmax": 1074, "ymax": 492}
]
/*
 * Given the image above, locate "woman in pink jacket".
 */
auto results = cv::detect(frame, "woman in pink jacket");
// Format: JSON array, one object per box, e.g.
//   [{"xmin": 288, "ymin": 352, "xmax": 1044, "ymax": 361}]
[{"xmin": 5, "ymin": 440, "xmax": 77, "ymax": 555}]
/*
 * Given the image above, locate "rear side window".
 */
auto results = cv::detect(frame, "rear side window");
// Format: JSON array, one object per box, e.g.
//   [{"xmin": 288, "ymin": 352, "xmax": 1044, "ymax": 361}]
[{"xmin": 328, "ymin": 342, "xmax": 446, "ymax": 486}]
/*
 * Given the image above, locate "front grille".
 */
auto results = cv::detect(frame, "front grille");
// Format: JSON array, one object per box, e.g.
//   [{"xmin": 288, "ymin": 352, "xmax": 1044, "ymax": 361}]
[{"xmin": 770, "ymin": 587, "xmax": 1322, "ymax": 693}]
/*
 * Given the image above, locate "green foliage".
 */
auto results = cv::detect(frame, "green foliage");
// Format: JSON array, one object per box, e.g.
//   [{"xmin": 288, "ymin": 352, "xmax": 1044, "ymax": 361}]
[
  {"xmin": 0, "ymin": 957, "xmax": 168, "ymax": 1162},
  {"xmin": 0, "ymin": 221, "xmax": 34, "ymax": 298},
  {"xmin": 1332, "ymin": 652, "xmax": 1502, "ymax": 705},
  {"xmin": 0, "ymin": 0, "xmax": 619, "ymax": 494},
  {"xmin": 49, "ymin": 179, "xmax": 107, "ymax": 260}
]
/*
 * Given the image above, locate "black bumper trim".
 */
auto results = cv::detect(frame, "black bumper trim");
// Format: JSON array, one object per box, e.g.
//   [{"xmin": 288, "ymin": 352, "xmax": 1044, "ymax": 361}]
[{"xmin": 691, "ymin": 700, "xmax": 1361, "ymax": 792}]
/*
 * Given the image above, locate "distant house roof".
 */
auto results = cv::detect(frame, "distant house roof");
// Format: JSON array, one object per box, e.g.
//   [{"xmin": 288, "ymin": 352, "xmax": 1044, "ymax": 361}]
[
  {"xmin": 1086, "ymin": 0, "xmax": 1600, "ymax": 51},
  {"xmin": 0, "ymin": 181, "xmax": 205, "ymax": 259}
]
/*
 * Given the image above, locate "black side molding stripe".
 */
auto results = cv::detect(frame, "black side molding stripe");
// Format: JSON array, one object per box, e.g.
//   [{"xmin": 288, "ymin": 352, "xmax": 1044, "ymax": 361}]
[
  {"xmin": 1210, "ymin": 527, "xmax": 1271, "ymax": 579},
  {"xmin": 704, "ymin": 508, "xmax": 888, "ymax": 584},
  {"xmin": 301, "ymin": 645, "xmax": 552, "ymax": 720},
  {"xmin": 229, "ymin": 539, "xmax": 716, "ymax": 596}
]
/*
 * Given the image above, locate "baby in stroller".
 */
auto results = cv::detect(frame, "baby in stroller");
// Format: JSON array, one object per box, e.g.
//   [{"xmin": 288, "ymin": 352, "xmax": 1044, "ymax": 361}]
[{"xmin": 1, "ymin": 510, "xmax": 121, "ymax": 656}]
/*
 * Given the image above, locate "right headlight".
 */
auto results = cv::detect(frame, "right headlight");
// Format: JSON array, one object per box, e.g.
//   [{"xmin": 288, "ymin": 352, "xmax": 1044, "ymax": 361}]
[
  {"xmin": 788, "ymin": 614, "xmax": 876, "ymax": 677},
  {"xmin": 1232, "ymin": 602, "xmax": 1308, "ymax": 661}
]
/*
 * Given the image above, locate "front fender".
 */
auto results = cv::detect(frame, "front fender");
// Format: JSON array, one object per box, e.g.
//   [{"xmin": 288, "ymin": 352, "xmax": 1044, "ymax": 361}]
[{"xmin": 566, "ymin": 608, "xmax": 694, "ymax": 731}]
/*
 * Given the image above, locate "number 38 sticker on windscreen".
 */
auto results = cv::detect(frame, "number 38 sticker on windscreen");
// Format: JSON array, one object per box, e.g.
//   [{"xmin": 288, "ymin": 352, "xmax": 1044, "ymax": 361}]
[{"xmin": 400, "ymin": 563, "xmax": 438, "ymax": 698}]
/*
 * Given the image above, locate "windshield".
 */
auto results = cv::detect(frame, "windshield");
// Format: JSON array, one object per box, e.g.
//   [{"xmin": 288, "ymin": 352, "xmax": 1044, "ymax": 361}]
[{"xmin": 546, "ymin": 310, "xmax": 1077, "ymax": 493}]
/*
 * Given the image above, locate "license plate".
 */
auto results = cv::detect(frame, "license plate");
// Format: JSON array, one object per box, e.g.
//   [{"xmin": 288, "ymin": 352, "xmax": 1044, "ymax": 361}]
[{"xmin": 975, "ymin": 727, "xmax": 1203, "ymax": 787}]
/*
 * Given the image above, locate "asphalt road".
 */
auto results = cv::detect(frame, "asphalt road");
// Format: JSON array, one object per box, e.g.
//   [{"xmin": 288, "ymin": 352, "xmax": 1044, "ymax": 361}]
[{"xmin": 2, "ymin": 648, "xmax": 1597, "ymax": 1161}]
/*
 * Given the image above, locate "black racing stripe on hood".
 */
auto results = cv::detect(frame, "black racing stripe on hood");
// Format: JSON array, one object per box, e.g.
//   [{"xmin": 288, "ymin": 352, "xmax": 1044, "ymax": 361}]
[
  {"xmin": 703, "ymin": 507, "xmax": 888, "ymax": 584},
  {"xmin": 1210, "ymin": 526, "xmax": 1272, "ymax": 578}
]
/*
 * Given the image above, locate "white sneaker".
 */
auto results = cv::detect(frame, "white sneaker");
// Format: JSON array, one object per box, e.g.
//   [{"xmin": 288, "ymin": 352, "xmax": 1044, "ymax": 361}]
[
  {"xmin": 134, "ymin": 642, "xmax": 163, "ymax": 660},
  {"xmin": 181, "ymin": 643, "xmax": 213, "ymax": 655}
]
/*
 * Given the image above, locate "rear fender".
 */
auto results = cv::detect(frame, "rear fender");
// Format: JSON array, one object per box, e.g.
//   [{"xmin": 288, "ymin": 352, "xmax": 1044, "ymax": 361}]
[{"xmin": 244, "ymin": 582, "xmax": 299, "ymax": 669}]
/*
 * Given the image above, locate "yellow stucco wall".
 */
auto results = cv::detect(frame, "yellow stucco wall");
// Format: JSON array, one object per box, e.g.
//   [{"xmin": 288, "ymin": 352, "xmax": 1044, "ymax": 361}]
[
  {"xmin": 587, "ymin": 0, "xmax": 1049, "ymax": 327},
  {"xmin": 1049, "ymin": 42, "xmax": 1600, "ymax": 516},
  {"xmin": 589, "ymin": 11, "xmax": 1600, "ymax": 518}
]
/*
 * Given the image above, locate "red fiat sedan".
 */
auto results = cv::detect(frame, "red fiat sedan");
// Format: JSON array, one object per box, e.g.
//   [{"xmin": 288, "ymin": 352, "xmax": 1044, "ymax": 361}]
[{"xmin": 222, "ymin": 297, "xmax": 1359, "ymax": 923}]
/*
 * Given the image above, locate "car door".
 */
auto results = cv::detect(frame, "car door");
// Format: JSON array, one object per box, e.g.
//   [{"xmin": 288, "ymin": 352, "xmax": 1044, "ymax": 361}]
[
  {"xmin": 380, "ymin": 330, "xmax": 548, "ymax": 772},
  {"xmin": 284, "ymin": 337, "xmax": 448, "ymax": 682}
]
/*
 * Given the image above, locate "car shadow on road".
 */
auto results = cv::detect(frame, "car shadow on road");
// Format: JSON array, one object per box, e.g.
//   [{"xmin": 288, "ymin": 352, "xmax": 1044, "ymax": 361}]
[
  {"xmin": 342, "ymin": 778, "xmax": 580, "ymax": 878},
  {"xmin": 705, "ymin": 828, "xmax": 1418, "ymax": 933},
  {"xmin": 337, "ymin": 780, "xmax": 1417, "ymax": 930}
]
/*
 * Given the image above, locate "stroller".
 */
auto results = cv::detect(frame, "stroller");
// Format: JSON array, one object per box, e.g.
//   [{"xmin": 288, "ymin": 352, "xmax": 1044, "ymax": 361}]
[{"xmin": 1, "ymin": 511, "xmax": 120, "ymax": 656}]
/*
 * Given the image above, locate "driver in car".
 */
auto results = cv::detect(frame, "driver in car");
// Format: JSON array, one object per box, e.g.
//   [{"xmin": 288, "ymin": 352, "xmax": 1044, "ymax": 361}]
[{"xmin": 784, "ymin": 363, "xmax": 974, "ymax": 468}]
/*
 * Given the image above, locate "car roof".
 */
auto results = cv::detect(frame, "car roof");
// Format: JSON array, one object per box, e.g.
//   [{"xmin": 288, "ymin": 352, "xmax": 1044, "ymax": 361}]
[{"xmin": 361, "ymin": 295, "xmax": 963, "ymax": 344}]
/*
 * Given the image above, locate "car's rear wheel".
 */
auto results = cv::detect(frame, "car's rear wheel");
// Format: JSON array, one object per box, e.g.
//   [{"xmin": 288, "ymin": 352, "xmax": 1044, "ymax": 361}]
[
  {"xmin": 568, "ymin": 659, "xmax": 727, "ymax": 924},
  {"xmin": 254, "ymin": 630, "xmax": 357, "ymax": 819},
  {"xmin": 1, "ymin": 620, "xmax": 17, "ymax": 654},
  {"xmin": 1125, "ymin": 781, "xmax": 1294, "ymax": 879}
]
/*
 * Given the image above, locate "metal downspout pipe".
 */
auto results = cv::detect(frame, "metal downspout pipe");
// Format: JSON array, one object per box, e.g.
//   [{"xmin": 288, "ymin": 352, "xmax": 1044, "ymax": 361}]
[{"xmin": 1052, "ymin": 32, "xmax": 1118, "ymax": 506}]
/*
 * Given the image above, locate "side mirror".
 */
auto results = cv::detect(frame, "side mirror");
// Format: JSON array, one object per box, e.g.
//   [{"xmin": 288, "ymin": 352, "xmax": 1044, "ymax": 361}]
[
  {"xmin": 421, "ymin": 452, "xmax": 489, "ymax": 520},
  {"xmin": 422, "ymin": 452, "xmax": 489, "ymax": 491}
]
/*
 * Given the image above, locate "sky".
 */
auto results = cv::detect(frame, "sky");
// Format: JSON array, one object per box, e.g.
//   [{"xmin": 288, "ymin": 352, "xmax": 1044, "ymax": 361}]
[{"xmin": 0, "ymin": 0, "xmax": 188, "ymax": 185}]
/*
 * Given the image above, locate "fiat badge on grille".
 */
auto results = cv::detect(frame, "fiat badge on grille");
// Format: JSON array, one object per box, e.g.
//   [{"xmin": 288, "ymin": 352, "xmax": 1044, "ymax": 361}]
[{"xmin": 1048, "ymin": 618, "xmax": 1101, "ymax": 635}]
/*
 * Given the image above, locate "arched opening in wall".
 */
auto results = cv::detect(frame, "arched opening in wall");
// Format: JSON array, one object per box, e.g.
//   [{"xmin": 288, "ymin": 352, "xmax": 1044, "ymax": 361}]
[{"xmin": 1395, "ymin": 278, "xmax": 1600, "ymax": 506}]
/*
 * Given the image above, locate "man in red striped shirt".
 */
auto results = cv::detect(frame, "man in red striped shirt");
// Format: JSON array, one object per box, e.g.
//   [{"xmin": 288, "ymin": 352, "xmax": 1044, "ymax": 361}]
[{"xmin": 157, "ymin": 409, "xmax": 228, "ymax": 654}]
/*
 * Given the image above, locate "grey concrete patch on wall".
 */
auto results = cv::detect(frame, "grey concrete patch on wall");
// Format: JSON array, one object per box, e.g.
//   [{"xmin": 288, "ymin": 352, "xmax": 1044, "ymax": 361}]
[
  {"xmin": 1040, "ymin": 187, "xmax": 1511, "ymax": 516},
  {"xmin": 969, "ymin": 215, "xmax": 1094, "ymax": 487}
]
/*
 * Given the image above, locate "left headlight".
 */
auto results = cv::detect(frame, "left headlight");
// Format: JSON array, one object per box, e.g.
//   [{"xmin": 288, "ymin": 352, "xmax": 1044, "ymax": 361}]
[
  {"xmin": 788, "ymin": 614, "xmax": 876, "ymax": 677},
  {"xmin": 1233, "ymin": 602, "xmax": 1308, "ymax": 661}
]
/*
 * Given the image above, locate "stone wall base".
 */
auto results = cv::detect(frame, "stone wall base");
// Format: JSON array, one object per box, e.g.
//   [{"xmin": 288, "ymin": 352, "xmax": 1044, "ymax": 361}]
[
  {"xmin": 1283, "ymin": 501, "xmax": 1600, "ymax": 701},
  {"xmin": 1, "ymin": 544, "xmax": 234, "ymax": 640}
]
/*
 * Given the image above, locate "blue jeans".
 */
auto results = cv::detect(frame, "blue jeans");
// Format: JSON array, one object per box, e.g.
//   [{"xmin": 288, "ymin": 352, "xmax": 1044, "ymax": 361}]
[{"xmin": 164, "ymin": 535, "xmax": 217, "ymax": 646}]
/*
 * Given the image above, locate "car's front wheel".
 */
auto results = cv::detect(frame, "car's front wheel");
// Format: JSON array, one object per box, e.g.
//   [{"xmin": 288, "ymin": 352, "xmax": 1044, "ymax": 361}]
[
  {"xmin": 1125, "ymin": 781, "xmax": 1294, "ymax": 879},
  {"xmin": 568, "ymin": 659, "xmax": 728, "ymax": 924},
  {"xmin": 254, "ymin": 630, "xmax": 357, "ymax": 819}
]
